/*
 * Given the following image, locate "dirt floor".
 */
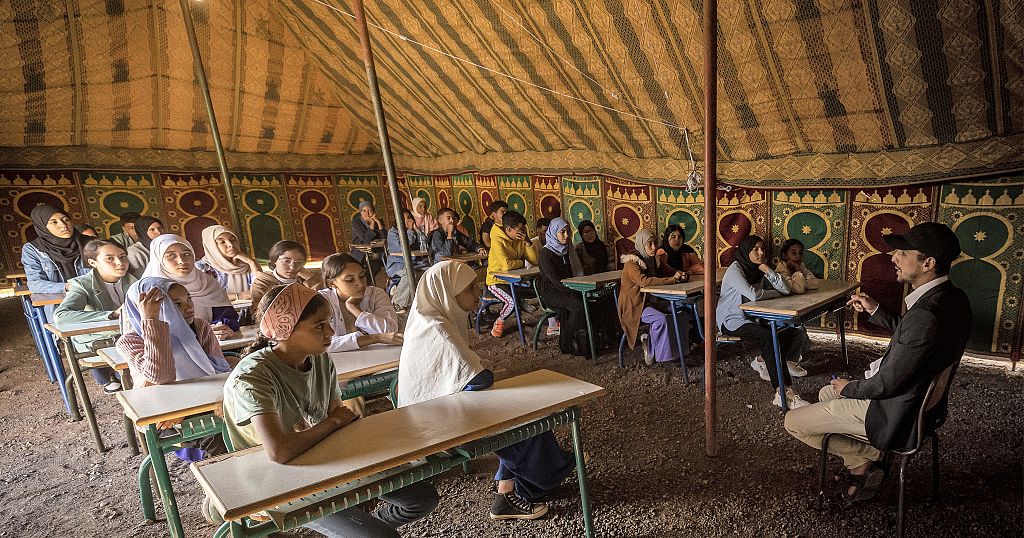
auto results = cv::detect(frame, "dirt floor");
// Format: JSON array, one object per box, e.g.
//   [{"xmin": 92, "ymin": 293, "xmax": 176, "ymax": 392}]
[{"xmin": 0, "ymin": 297, "xmax": 1021, "ymax": 538}]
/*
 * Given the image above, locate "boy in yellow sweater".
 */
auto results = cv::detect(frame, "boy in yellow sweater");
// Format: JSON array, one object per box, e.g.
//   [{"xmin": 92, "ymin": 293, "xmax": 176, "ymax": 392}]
[{"xmin": 485, "ymin": 210, "xmax": 537, "ymax": 337}]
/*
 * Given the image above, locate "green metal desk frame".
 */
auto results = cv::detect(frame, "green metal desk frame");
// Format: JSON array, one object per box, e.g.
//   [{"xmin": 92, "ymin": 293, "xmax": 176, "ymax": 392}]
[
  {"xmin": 211, "ymin": 406, "xmax": 595, "ymax": 538},
  {"xmin": 561, "ymin": 281, "xmax": 618, "ymax": 361},
  {"xmin": 140, "ymin": 370, "xmax": 398, "ymax": 538}
]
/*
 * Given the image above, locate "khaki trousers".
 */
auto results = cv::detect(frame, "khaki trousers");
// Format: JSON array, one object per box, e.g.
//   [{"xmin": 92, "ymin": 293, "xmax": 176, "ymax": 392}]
[{"xmin": 784, "ymin": 385, "xmax": 881, "ymax": 469}]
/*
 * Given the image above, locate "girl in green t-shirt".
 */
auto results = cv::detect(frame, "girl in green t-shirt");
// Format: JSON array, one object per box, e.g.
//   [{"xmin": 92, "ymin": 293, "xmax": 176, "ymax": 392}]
[{"xmin": 220, "ymin": 283, "xmax": 438, "ymax": 537}]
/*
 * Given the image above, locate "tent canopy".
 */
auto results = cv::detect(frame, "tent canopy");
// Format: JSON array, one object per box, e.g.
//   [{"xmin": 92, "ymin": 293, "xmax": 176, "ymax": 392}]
[{"xmin": 0, "ymin": 0, "xmax": 1020, "ymax": 187}]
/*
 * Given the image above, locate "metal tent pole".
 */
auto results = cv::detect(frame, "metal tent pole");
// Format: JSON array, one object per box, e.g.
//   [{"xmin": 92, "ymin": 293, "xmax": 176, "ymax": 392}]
[
  {"xmin": 703, "ymin": 0, "xmax": 719, "ymax": 458},
  {"xmin": 179, "ymin": 0, "xmax": 244, "ymax": 241},
  {"xmin": 351, "ymin": 0, "xmax": 416, "ymax": 291}
]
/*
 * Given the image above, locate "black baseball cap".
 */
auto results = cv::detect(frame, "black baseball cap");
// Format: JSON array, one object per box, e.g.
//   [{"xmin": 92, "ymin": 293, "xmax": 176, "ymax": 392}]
[{"xmin": 884, "ymin": 222, "xmax": 961, "ymax": 265}]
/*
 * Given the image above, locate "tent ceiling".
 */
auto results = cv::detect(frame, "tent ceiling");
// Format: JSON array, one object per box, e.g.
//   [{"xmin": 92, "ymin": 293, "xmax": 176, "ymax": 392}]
[{"xmin": 0, "ymin": 0, "xmax": 1020, "ymax": 186}]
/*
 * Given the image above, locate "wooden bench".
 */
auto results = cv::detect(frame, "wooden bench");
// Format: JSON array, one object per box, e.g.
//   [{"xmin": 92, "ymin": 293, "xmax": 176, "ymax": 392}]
[
  {"xmin": 114, "ymin": 345, "xmax": 403, "ymax": 538},
  {"xmin": 192, "ymin": 369, "xmax": 606, "ymax": 537}
]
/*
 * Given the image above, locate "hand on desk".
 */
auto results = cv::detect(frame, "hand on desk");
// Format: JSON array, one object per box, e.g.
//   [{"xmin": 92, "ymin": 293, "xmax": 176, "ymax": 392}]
[
  {"xmin": 375, "ymin": 332, "xmax": 403, "ymax": 345},
  {"xmin": 326, "ymin": 405, "xmax": 359, "ymax": 430},
  {"xmin": 212, "ymin": 323, "xmax": 239, "ymax": 340}
]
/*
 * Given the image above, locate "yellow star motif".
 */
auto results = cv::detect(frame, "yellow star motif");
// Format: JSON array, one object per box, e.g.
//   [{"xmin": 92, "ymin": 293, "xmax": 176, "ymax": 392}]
[
  {"xmin": 801, "ymin": 225, "xmax": 812, "ymax": 234},
  {"xmin": 119, "ymin": 201, "xmax": 129, "ymax": 209},
  {"xmin": 192, "ymin": 200, "xmax": 202, "ymax": 207},
  {"xmin": 881, "ymin": 227, "xmax": 892, "ymax": 235},
  {"xmin": 256, "ymin": 199, "xmax": 265, "ymax": 205},
  {"xmin": 731, "ymin": 224, "xmax": 739, "ymax": 233},
  {"xmin": 974, "ymin": 231, "xmax": 986, "ymax": 242},
  {"xmin": 577, "ymin": 212, "xmax": 584, "ymax": 219},
  {"xmin": 621, "ymin": 217, "xmax": 629, "ymax": 226}
]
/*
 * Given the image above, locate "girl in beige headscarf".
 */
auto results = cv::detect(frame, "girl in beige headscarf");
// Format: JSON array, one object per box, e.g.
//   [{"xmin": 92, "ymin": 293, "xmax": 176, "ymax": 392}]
[{"xmin": 196, "ymin": 225, "xmax": 261, "ymax": 300}]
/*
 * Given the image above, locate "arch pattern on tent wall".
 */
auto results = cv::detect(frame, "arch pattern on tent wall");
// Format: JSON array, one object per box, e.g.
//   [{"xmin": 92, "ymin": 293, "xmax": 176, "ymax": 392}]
[
  {"xmin": 406, "ymin": 175, "xmax": 435, "ymax": 215},
  {"xmin": 497, "ymin": 176, "xmax": 535, "ymax": 228},
  {"xmin": 533, "ymin": 176, "xmax": 562, "ymax": 224},
  {"xmin": 0, "ymin": 172, "xmax": 85, "ymax": 270},
  {"xmin": 452, "ymin": 174, "xmax": 479, "ymax": 241},
  {"xmin": 286, "ymin": 174, "xmax": 345, "ymax": 260},
  {"xmin": 433, "ymin": 176, "xmax": 452, "ymax": 214},
  {"xmin": 606, "ymin": 177, "xmax": 653, "ymax": 263},
  {"xmin": 716, "ymin": 190, "xmax": 769, "ymax": 266},
  {"xmin": 337, "ymin": 174, "xmax": 386, "ymax": 251},
  {"xmin": 79, "ymin": 172, "xmax": 160, "ymax": 239},
  {"xmin": 562, "ymin": 176, "xmax": 604, "ymax": 246},
  {"xmin": 476, "ymin": 176, "xmax": 499, "ymax": 225},
  {"xmin": 848, "ymin": 188, "xmax": 935, "ymax": 334},
  {"xmin": 160, "ymin": 173, "xmax": 231, "ymax": 260},
  {"xmin": 232, "ymin": 174, "xmax": 291, "ymax": 260},
  {"xmin": 939, "ymin": 181, "xmax": 1024, "ymax": 355},
  {"xmin": 770, "ymin": 191, "xmax": 847, "ymax": 279},
  {"xmin": 655, "ymin": 188, "xmax": 705, "ymax": 255}
]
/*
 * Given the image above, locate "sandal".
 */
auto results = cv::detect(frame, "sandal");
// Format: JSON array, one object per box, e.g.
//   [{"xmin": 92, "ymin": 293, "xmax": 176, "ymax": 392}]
[{"xmin": 841, "ymin": 463, "xmax": 884, "ymax": 506}]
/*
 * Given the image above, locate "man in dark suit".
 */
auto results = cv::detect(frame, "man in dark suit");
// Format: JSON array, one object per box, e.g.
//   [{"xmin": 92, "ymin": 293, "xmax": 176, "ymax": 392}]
[{"xmin": 784, "ymin": 222, "xmax": 971, "ymax": 504}]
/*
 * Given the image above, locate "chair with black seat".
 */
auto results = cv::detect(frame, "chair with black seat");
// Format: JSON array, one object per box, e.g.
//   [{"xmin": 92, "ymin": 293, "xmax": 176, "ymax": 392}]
[{"xmin": 816, "ymin": 361, "xmax": 960, "ymax": 537}]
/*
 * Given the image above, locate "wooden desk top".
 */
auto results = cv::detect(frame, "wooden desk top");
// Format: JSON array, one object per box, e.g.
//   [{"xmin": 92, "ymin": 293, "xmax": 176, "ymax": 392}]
[
  {"xmin": 113, "ymin": 347, "xmax": 401, "ymax": 423},
  {"xmin": 641, "ymin": 268, "xmax": 728, "ymax": 297},
  {"xmin": 491, "ymin": 266, "xmax": 540, "ymax": 281},
  {"xmin": 330, "ymin": 344, "xmax": 401, "ymax": 380},
  {"xmin": 442, "ymin": 252, "xmax": 488, "ymax": 262},
  {"xmin": 44, "ymin": 319, "xmax": 120, "ymax": 338},
  {"xmin": 6, "ymin": 272, "xmax": 26, "ymax": 280},
  {"xmin": 561, "ymin": 269, "xmax": 622, "ymax": 288},
  {"xmin": 303, "ymin": 260, "xmax": 323, "ymax": 270},
  {"xmin": 388, "ymin": 250, "xmax": 429, "ymax": 258},
  {"xmin": 0, "ymin": 287, "xmax": 14, "ymax": 299},
  {"xmin": 351, "ymin": 241, "xmax": 386, "ymax": 252},
  {"xmin": 117, "ymin": 373, "xmax": 231, "ymax": 426},
  {"xmin": 231, "ymin": 299, "xmax": 253, "ymax": 310},
  {"xmin": 13, "ymin": 285, "xmax": 31, "ymax": 297},
  {"xmin": 31, "ymin": 292, "xmax": 65, "ymax": 306},
  {"xmin": 739, "ymin": 280, "xmax": 860, "ymax": 318},
  {"xmin": 97, "ymin": 346, "xmax": 128, "ymax": 371},
  {"xmin": 218, "ymin": 325, "xmax": 259, "ymax": 351},
  {"xmin": 192, "ymin": 369, "xmax": 605, "ymax": 521}
]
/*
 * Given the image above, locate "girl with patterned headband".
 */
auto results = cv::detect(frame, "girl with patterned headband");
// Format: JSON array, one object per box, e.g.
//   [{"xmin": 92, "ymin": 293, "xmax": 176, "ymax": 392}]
[{"xmin": 218, "ymin": 283, "xmax": 438, "ymax": 535}]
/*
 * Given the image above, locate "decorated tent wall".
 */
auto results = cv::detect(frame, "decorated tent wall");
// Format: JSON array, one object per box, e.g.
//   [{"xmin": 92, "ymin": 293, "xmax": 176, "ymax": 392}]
[{"xmin": 1, "ymin": 168, "xmax": 1021, "ymax": 358}]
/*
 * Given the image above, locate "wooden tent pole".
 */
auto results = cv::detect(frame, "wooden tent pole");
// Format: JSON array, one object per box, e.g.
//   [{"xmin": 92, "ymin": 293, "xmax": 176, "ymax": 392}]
[
  {"xmin": 179, "ymin": 0, "xmax": 243, "ymax": 241},
  {"xmin": 703, "ymin": 0, "xmax": 719, "ymax": 458},
  {"xmin": 351, "ymin": 0, "xmax": 416, "ymax": 289}
]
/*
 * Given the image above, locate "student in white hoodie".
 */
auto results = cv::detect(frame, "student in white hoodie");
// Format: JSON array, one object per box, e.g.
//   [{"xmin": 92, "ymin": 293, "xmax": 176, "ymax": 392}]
[{"xmin": 317, "ymin": 252, "xmax": 402, "ymax": 353}]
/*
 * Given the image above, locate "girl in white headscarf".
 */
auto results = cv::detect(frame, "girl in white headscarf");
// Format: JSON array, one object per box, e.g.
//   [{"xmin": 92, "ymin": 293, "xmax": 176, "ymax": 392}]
[
  {"xmin": 398, "ymin": 261, "xmax": 575, "ymax": 521},
  {"xmin": 143, "ymin": 234, "xmax": 241, "ymax": 340},
  {"xmin": 195, "ymin": 225, "xmax": 260, "ymax": 300}
]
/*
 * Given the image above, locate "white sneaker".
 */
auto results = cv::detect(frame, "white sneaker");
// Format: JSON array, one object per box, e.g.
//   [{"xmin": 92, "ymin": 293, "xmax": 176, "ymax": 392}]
[
  {"xmin": 546, "ymin": 321, "xmax": 560, "ymax": 336},
  {"xmin": 787, "ymin": 361, "xmax": 808, "ymax": 377},
  {"xmin": 772, "ymin": 388, "xmax": 810, "ymax": 410},
  {"xmin": 750, "ymin": 357, "xmax": 770, "ymax": 381},
  {"xmin": 641, "ymin": 334, "xmax": 653, "ymax": 366}
]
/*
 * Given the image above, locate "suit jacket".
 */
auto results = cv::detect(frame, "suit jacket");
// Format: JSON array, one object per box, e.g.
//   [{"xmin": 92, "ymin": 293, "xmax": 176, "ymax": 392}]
[
  {"xmin": 54, "ymin": 270, "xmax": 138, "ymax": 351},
  {"xmin": 841, "ymin": 280, "xmax": 971, "ymax": 450}
]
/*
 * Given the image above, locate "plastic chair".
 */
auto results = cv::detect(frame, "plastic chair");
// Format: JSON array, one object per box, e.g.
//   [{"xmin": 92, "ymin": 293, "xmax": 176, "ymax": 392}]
[{"xmin": 816, "ymin": 362, "xmax": 960, "ymax": 537}]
